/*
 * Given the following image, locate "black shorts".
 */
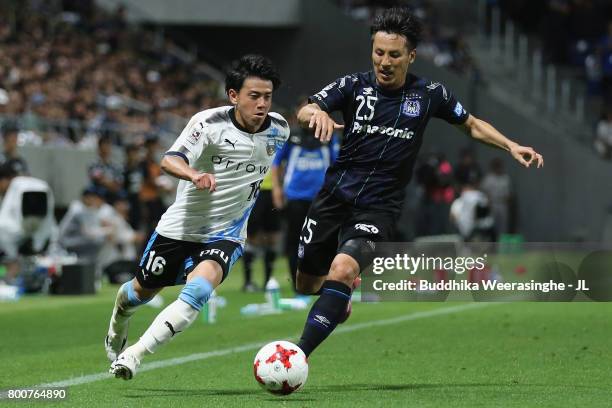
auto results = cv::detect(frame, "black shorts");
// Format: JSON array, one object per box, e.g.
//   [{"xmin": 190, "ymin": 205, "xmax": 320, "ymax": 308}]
[
  {"xmin": 135, "ymin": 232, "xmax": 243, "ymax": 289},
  {"xmin": 247, "ymin": 190, "xmax": 281, "ymax": 235},
  {"xmin": 297, "ymin": 189, "xmax": 395, "ymax": 277}
]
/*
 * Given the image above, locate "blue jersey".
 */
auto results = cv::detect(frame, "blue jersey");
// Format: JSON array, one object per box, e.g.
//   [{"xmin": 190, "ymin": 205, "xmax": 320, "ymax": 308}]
[
  {"xmin": 310, "ymin": 71, "xmax": 469, "ymax": 213},
  {"xmin": 273, "ymin": 131, "xmax": 338, "ymax": 201}
]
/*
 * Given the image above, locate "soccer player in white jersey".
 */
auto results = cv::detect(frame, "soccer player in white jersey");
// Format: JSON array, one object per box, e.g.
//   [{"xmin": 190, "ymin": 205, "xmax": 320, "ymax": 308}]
[{"xmin": 106, "ymin": 55, "xmax": 290, "ymax": 380}]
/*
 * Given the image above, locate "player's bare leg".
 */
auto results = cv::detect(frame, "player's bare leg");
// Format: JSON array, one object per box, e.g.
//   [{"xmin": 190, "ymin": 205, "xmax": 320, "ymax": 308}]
[
  {"xmin": 105, "ymin": 279, "xmax": 161, "ymax": 362},
  {"xmin": 110, "ymin": 261, "xmax": 222, "ymax": 380},
  {"xmin": 296, "ymin": 254, "xmax": 360, "ymax": 357}
]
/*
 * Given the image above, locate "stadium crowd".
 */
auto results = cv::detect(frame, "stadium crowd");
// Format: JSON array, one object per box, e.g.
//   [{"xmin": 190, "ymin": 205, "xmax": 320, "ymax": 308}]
[
  {"xmin": 335, "ymin": 0, "xmax": 480, "ymax": 77},
  {"xmin": 0, "ymin": 0, "xmax": 225, "ymax": 147},
  {"xmin": 493, "ymin": 0, "xmax": 612, "ymax": 159}
]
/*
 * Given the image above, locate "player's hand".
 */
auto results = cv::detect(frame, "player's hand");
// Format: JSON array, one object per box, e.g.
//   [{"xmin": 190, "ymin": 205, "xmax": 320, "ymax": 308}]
[
  {"xmin": 510, "ymin": 145, "xmax": 544, "ymax": 168},
  {"xmin": 308, "ymin": 110, "xmax": 343, "ymax": 142},
  {"xmin": 191, "ymin": 172, "xmax": 216, "ymax": 192}
]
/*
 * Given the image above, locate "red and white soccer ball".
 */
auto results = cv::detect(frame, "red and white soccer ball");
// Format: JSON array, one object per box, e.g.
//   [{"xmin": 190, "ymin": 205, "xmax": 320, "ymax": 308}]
[{"xmin": 253, "ymin": 340, "xmax": 309, "ymax": 395}]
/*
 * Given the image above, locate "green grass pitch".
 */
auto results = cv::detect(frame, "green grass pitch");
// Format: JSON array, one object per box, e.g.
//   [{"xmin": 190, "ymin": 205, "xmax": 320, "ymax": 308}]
[{"xmin": 1, "ymin": 258, "xmax": 611, "ymax": 407}]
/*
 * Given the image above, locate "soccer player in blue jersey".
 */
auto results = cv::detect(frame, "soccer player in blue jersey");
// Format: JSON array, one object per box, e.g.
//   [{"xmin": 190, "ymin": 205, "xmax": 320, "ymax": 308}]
[
  {"xmin": 293, "ymin": 7, "xmax": 544, "ymax": 357},
  {"xmin": 271, "ymin": 98, "xmax": 339, "ymax": 290}
]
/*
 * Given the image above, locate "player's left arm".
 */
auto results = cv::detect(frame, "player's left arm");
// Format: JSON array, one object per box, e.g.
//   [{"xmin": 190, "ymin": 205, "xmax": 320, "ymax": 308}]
[{"xmin": 456, "ymin": 115, "xmax": 544, "ymax": 168}]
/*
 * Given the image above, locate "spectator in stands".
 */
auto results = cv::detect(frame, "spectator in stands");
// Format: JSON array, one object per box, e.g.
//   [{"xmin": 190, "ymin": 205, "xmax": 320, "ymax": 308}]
[
  {"xmin": 97, "ymin": 195, "xmax": 144, "ymax": 275},
  {"xmin": 481, "ymin": 158, "xmax": 512, "ymax": 234},
  {"xmin": 88, "ymin": 135, "xmax": 124, "ymax": 204},
  {"xmin": 0, "ymin": 124, "xmax": 29, "ymax": 175},
  {"xmin": 0, "ymin": 163, "xmax": 55, "ymax": 283},
  {"xmin": 122, "ymin": 143, "xmax": 143, "ymax": 230},
  {"xmin": 414, "ymin": 152, "xmax": 455, "ymax": 236},
  {"xmin": 139, "ymin": 136, "xmax": 171, "ymax": 240},
  {"xmin": 594, "ymin": 106, "xmax": 612, "ymax": 159},
  {"xmin": 58, "ymin": 186, "xmax": 115, "ymax": 265},
  {"xmin": 450, "ymin": 174, "xmax": 496, "ymax": 242},
  {"xmin": 454, "ymin": 148, "xmax": 482, "ymax": 187}
]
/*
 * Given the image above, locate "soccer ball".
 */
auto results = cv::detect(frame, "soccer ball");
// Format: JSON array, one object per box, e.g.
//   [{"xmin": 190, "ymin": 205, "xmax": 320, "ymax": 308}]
[{"xmin": 253, "ymin": 340, "xmax": 308, "ymax": 395}]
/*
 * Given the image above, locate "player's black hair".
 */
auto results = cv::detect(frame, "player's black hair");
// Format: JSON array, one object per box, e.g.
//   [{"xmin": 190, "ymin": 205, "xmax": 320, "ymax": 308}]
[
  {"xmin": 225, "ymin": 54, "xmax": 281, "ymax": 94},
  {"xmin": 2, "ymin": 121, "xmax": 18, "ymax": 136},
  {"xmin": 97, "ymin": 135, "xmax": 113, "ymax": 148},
  {"xmin": 370, "ymin": 7, "xmax": 422, "ymax": 49},
  {"xmin": 82, "ymin": 185, "xmax": 104, "ymax": 197}
]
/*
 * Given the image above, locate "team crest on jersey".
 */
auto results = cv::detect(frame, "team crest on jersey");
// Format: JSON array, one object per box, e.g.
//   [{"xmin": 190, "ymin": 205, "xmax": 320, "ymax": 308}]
[
  {"xmin": 402, "ymin": 99, "xmax": 421, "ymax": 117},
  {"xmin": 266, "ymin": 128, "xmax": 283, "ymax": 156}
]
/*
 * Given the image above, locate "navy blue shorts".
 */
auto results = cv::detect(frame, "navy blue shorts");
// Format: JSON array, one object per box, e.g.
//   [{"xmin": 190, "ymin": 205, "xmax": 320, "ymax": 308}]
[{"xmin": 297, "ymin": 189, "xmax": 394, "ymax": 277}]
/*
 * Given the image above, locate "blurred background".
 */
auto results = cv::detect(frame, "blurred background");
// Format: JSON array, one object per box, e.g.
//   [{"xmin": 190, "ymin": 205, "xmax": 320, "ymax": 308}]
[{"xmin": 0, "ymin": 0, "xmax": 611, "ymax": 295}]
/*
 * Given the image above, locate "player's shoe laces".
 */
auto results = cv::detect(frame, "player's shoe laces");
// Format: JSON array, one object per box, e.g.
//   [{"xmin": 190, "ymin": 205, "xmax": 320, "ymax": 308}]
[
  {"xmin": 339, "ymin": 276, "xmax": 361, "ymax": 324},
  {"xmin": 110, "ymin": 351, "xmax": 140, "ymax": 380},
  {"xmin": 105, "ymin": 332, "xmax": 128, "ymax": 362}
]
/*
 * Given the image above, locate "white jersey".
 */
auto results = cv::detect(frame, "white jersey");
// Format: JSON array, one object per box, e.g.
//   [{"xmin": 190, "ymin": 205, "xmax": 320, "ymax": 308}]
[{"xmin": 156, "ymin": 106, "xmax": 289, "ymax": 245}]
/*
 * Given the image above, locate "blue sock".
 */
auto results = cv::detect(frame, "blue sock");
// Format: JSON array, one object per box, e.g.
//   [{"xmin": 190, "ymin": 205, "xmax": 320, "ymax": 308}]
[
  {"xmin": 178, "ymin": 277, "xmax": 213, "ymax": 312},
  {"xmin": 297, "ymin": 280, "xmax": 351, "ymax": 356},
  {"xmin": 123, "ymin": 280, "xmax": 152, "ymax": 307}
]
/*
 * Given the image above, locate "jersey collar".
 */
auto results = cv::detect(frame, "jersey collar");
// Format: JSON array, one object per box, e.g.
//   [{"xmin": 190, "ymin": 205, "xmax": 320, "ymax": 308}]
[
  {"xmin": 229, "ymin": 107, "xmax": 272, "ymax": 134},
  {"xmin": 370, "ymin": 71, "xmax": 418, "ymax": 96}
]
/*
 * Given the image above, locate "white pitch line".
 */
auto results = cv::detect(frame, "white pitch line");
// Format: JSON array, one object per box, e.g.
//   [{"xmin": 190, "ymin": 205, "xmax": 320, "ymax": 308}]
[{"xmin": 16, "ymin": 302, "xmax": 492, "ymax": 392}]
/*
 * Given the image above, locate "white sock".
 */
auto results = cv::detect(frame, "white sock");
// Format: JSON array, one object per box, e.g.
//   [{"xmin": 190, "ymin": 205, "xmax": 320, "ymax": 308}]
[
  {"xmin": 128, "ymin": 299, "xmax": 199, "ymax": 360},
  {"xmin": 108, "ymin": 282, "xmax": 145, "ymax": 337}
]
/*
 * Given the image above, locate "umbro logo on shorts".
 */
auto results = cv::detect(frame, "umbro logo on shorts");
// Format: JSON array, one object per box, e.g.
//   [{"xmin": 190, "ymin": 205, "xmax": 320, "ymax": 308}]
[{"xmin": 354, "ymin": 223, "xmax": 379, "ymax": 234}]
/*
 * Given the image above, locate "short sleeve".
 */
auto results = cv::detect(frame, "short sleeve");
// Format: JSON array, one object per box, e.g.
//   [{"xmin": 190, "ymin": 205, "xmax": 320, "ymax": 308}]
[
  {"xmin": 166, "ymin": 114, "xmax": 211, "ymax": 164},
  {"xmin": 309, "ymin": 74, "xmax": 357, "ymax": 113},
  {"xmin": 429, "ymin": 82, "xmax": 470, "ymax": 125},
  {"xmin": 273, "ymin": 139, "xmax": 291, "ymax": 166}
]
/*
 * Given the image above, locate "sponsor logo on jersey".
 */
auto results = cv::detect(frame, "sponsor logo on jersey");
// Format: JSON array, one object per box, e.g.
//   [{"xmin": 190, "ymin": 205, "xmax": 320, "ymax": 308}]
[
  {"xmin": 454, "ymin": 102, "xmax": 465, "ymax": 117},
  {"xmin": 200, "ymin": 248, "xmax": 229, "ymax": 263},
  {"xmin": 363, "ymin": 87, "xmax": 374, "ymax": 95},
  {"xmin": 354, "ymin": 223, "xmax": 379, "ymax": 234},
  {"xmin": 352, "ymin": 121, "xmax": 414, "ymax": 140},
  {"xmin": 224, "ymin": 138, "xmax": 237, "ymax": 149},
  {"xmin": 211, "ymin": 155, "xmax": 269, "ymax": 174},
  {"xmin": 314, "ymin": 81, "xmax": 337, "ymax": 99},
  {"xmin": 297, "ymin": 243, "xmax": 304, "ymax": 258},
  {"xmin": 402, "ymin": 99, "xmax": 420, "ymax": 117},
  {"xmin": 188, "ymin": 130, "xmax": 201, "ymax": 145}
]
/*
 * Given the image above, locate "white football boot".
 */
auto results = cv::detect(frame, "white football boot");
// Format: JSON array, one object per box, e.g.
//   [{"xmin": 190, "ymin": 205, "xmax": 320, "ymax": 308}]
[{"xmin": 110, "ymin": 351, "xmax": 140, "ymax": 380}]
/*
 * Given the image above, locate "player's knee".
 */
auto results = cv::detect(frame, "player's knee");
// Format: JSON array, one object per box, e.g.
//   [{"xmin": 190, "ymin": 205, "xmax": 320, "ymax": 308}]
[
  {"xmin": 295, "ymin": 271, "xmax": 324, "ymax": 295},
  {"xmin": 338, "ymin": 238, "xmax": 375, "ymax": 271},
  {"xmin": 128, "ymin": 279, "xmax": 158, "ymax": 305},
  {"xmin": 179, "ymin": 276, "xmax": 213, "ymax": 312},
  {"xmin": 328, "ymin": 256, "xmax": 360, "ymax": 286}
]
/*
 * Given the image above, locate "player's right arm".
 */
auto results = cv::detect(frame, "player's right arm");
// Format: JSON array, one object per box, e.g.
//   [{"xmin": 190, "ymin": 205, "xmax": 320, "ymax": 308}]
[
  {"xmin": 299, "ymin": 75, "xmax": 359, "ymax": 141},
  {"xmin": 161, "ymin": 112, "xmax": 216, "ymax": 192},
  {"xmin": 297, "ymin": 104, "xmax": 343, "ymax": 142},
  {"xmin": 160, "ymin": 155, "xmax": 216, "ymax": 192}
]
